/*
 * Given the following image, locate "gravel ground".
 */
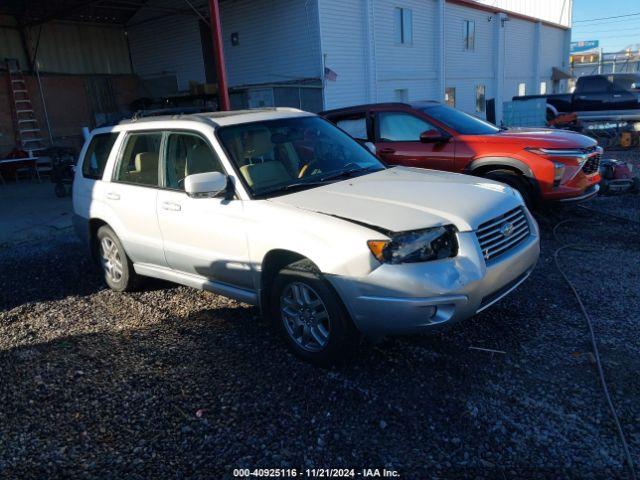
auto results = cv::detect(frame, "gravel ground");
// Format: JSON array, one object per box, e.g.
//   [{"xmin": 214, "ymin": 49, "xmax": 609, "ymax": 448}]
[{"xmin": 0, "ymin": 185, "xmax": 639, "ymax": 479}]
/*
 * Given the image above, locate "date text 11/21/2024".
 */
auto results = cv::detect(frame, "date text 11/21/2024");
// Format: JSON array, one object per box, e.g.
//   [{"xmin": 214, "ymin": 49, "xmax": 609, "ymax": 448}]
[{"xmin": 232, "ymin": 468, "xmax": 401, "ymax": 478}]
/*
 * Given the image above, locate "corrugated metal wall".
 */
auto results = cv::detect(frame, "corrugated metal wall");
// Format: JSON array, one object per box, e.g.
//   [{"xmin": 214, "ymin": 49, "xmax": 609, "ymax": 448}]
[
  {"xmin": 33, "ymin": 22, "xmax": 131, "ymax": 74},
  {"xmin": 221, "ymin": 0, "xmax": 322, "ymax": 87},
  {"xmin": 127, "ymin": 14, "xmax": 206, "ymax": 91},
  {"xmin": 0, "ymin": 17, "xmax": 29, "ymax": 69},
  {"xmin": 0, "ymin": 19, "xmax": 131, "ymax": 74}
]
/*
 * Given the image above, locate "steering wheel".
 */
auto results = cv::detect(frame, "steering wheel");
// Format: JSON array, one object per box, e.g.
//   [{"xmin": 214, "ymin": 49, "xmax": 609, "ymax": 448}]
[{"xmin": 298, "ymin": 159, "xmax": 319, "ymax": 178}]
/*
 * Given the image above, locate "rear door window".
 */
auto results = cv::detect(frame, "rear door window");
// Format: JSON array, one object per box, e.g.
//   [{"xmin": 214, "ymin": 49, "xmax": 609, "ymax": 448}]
[
  {"xmin": 114, "ymin": 132, "xmax": 163, "ymax": 187},
  {"xmin": 81, "ymin": 133, "xmax": 119, "ymax": 179}
]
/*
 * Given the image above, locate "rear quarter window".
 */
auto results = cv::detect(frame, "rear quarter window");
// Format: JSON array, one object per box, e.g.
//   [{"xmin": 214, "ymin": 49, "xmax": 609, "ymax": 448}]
[{"xmin": 82, "ymin": 133, "xmax": 119, "ymax": 180}]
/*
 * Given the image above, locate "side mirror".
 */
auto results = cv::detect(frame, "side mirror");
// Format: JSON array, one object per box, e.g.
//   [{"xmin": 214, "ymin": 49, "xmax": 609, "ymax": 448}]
[
  {"xmin": 364, "ymin": 142, "xmax": 377, "ymax": 155},
  {"xmin": 184, "ymin": 171, "xmax": 228, "ymax": 198},
  {"xmin": 420, "ymin": 130, "xmax": 451, "ymax": 143}
]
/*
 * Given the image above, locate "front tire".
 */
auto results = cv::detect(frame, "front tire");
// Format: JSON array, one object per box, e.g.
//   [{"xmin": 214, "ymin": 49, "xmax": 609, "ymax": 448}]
[
  {"xmin": 271, "ymin": 262, "xmax": 358, "ymax": 366},
  {"xmin": 96, "ymin": 225, "xmax": 141, "ymax": 292}
]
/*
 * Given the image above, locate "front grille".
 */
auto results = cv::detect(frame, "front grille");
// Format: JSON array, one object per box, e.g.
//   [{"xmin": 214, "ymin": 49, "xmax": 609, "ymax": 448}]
[
  {"xmin": 476, "ymin": 207, "xmax": 530, "ymax": 262},
  {"xmin": 582, "ymin": 154, "xmax": 601, "ymax": 175}
]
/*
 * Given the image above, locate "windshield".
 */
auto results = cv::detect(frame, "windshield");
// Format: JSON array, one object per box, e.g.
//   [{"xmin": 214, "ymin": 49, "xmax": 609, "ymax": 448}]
[
  {"xmin": 217, "ymin": 116, "xmax": 385, "ymax": 197},
  {"xmin": 421, "ymin": 104, "xmax": 500, "ymax": 135}
]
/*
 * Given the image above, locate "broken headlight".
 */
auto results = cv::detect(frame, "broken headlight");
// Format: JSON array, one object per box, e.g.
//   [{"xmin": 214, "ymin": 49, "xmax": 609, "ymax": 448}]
[{"xmin": 367, "ymin": 226, "xmax": 458, "ymax": 264}]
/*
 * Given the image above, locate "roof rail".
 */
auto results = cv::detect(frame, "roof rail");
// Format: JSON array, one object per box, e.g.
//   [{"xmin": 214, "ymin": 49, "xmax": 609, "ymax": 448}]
[{"xmin": 130, "ymin": 106, "xmax": 209, "ymax": 120}]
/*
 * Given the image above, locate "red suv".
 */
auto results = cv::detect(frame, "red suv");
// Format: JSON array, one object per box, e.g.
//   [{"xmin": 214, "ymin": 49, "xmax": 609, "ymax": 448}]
[{"xmin": 321, "ymin": 102, "xmax": 601, "ymax": 205}]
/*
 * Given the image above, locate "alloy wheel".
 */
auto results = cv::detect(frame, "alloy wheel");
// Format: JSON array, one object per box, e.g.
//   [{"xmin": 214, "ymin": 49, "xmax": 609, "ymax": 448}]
[
  {"xmin": 280, "ymin": 282, "xmax": 331, "ymax": 352},
  {"xmin": 100, "ymin": 237, "xmax": 123, "ymax": 283}
]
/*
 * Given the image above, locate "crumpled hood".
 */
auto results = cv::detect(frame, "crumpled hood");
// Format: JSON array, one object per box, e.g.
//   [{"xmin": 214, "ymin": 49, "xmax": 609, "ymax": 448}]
[{"xmin": 269, "ymin": 167, "xmax": 523, "ymax": 232}]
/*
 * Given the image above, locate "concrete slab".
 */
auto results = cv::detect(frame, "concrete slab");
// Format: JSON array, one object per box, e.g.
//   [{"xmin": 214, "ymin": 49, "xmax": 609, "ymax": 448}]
[{"xmin": 0, "ymin": 181, "xmax": 73, "ymax": 246}]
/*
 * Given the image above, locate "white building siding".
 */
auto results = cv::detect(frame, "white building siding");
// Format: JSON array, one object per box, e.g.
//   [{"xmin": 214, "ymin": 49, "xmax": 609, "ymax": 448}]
[
  {"xmin": 540, "ymin": 25, "xmax": 566, "ymax": 80},
  {"xmin": 220, "ymin": 0, "xmax": 322, "ymax": 87},
  {"xmin": 473, "ymin": 0, "xmax": 572, "ymax": 27},
  {"xmin": 128, "ymin": 15, "xmax": 205, "ymax": 91},
  {"xmin": 318, "ymin": 0, "xmax": 369, "ymax": 109},
  {"xmin": 444, "ymin": 2, "xmax": 495, "ymax": 115},
  {"xmin": 372, "ymin": 0, "xmax": 439, "ymax": 103},
  {"xmin": 504, "ymin": 18, "xmax": 535, "ymax": 98}
]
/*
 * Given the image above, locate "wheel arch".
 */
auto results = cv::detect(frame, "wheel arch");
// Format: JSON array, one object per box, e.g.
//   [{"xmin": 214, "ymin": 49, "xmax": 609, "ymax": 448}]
[
  {"xmin": 468, "ymin": 157, "xmax": 535, "ymax": 178},
  {"xmin": 88, "ymin": 218, "xmax": 110, "ymax": 263},
  {"xmin": 469, "ymin": 158, "xmax": 541, "ymax": 204},
  {"xmin": 259, "ymin": 249, "xmax": 321, "ymax": 318}
]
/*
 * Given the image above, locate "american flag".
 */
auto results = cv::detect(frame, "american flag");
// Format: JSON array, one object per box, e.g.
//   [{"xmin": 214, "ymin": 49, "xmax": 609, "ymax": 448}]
[{"xmin": 324, "ymin": 67, "xmax": 338, "ymax": 82}]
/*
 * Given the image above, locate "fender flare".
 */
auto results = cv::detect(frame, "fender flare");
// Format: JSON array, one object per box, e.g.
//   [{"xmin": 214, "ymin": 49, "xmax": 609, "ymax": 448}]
[{"xmin": 467, "ymin": 157, "xmax": 535, "ymax": 178}]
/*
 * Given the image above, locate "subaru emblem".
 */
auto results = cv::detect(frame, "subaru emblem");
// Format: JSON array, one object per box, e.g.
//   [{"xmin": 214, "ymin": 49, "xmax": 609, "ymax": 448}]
[{"xmin": 500, "ymin": 222, "xmax": 515, "ymax": 238}]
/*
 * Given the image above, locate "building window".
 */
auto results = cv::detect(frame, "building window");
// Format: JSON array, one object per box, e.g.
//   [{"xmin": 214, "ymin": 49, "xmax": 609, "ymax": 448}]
[
  {"xmin": 518, "ymin": 82, "xmax": 526, "ymax": 97},
  {"xmin": 445, "ymin": 87, "xmax": 456, "ymax": 107},
  {"xmin": 395, "ymin": 89, "xmax": 409, "ymax": 102},
  {"xmin": 463, "ymin": 20, "xmax": 475, "ymax": 51},
  {"xmin": 540, "ymin": 81, "xmax": 547, "ymax": 95},
  {"xmin": 475, "ymin": 85, "xmax": 486, "ymax": 112},
  {"xmin": 395, "ymin": 7, "xmax": 413, "ymax": 45}
]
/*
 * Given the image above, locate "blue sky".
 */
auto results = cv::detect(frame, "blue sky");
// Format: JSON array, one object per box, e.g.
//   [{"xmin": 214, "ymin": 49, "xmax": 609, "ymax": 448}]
[{"xmin": 572, "ymin": 0, "xmax": 640, "ymax": 52}]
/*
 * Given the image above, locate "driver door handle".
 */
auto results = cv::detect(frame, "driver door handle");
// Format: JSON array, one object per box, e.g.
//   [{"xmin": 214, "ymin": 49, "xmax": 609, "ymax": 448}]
[
  {"xmin": 106, "ymin": 192, "xmax": 120, "ymax": 200},
  {"xmin": 161, "ymin": 201, "xmax": 181, "ymax": 212},
  {"xmin": 379, "ymin": 147, "xmax": 396, "ymax": 154}
]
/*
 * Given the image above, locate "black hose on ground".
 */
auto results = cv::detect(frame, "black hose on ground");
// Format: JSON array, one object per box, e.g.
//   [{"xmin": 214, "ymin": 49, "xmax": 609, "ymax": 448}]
[{"xmin": 552, "ymin": 218, "xmax": 637, "ymax": 480}]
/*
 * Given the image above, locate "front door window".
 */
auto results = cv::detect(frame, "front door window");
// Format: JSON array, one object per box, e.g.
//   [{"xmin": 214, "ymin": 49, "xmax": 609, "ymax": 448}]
[
  {"xmin": 164, "ymin": 133, "xmax": 224, "ymax": 190},
  {"xmin": 378, "ymin": 112, "xmax": 438, "ymax": 142}
]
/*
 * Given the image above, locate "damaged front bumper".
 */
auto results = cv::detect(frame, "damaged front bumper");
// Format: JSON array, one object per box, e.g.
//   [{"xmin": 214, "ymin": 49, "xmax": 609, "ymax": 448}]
[{"xmin": 326, "ymin": 217, "xmax": 540, "ymax": 335}]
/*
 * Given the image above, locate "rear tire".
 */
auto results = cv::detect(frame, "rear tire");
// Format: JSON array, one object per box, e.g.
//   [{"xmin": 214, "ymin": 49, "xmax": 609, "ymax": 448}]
[
  {"xmin": 54, "ymin": 183, "xmax": 66, "ymax": 198},
  {"xmin": 95, "ymin": 225, "xmax": 141, "ymax": 292},
  {"xmin": 483, "ymin": 169, "xmax": 535, "ymax": 208},
  {"xmin": 270, "ymin": 261, "xmax": 358, "ymax": 366}
]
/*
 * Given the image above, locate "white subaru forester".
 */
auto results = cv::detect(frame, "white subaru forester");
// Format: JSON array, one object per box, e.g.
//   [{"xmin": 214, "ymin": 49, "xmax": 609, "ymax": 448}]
[{"xmin": 73, "ymin": 108, "xmax": 540, "ymax": 365}]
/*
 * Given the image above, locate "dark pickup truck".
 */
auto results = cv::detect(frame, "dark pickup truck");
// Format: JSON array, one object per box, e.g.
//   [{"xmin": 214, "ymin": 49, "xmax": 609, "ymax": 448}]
[{"xmin": 514, "ymin": 73, "xmax": 640, "ymax": 120}]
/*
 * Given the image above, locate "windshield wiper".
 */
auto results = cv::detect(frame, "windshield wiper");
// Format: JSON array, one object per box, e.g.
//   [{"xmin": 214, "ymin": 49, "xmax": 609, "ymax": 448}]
[
  {"xmin": 255, "ymin": 166, "xmax": 381, "ymax": 198},
  {"xmin": 319, "ymin": 165, "xmax": 380, "ymax": 182},
  {"xmin": 254, "ymin": 180, "xmax": 325, "ymax": 197}
]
